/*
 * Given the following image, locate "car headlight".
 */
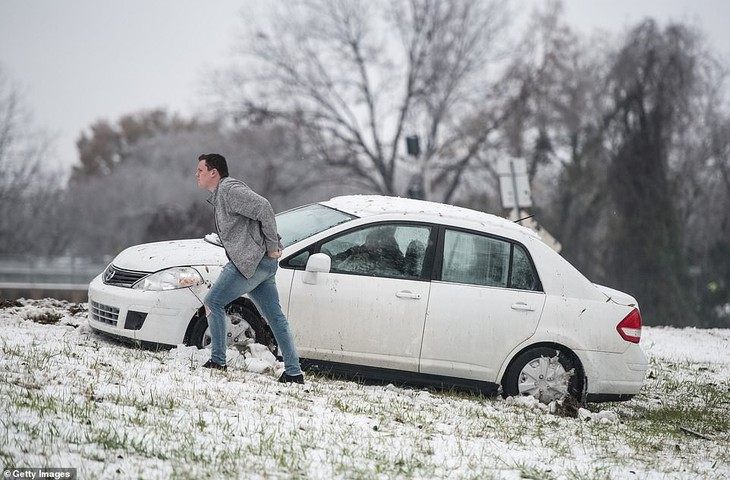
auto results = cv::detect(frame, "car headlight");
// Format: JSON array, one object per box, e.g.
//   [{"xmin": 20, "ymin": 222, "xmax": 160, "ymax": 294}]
[{"xmin": 133, "ymin": 267, "xmax": 204, "ymax": 291}]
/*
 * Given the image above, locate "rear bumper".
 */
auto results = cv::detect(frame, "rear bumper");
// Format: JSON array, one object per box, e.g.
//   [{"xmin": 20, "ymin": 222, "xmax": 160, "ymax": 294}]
[
  {"xmin": 578, "ymin": 345, "xmax": 648, "ymax": 397},
  {"xmin": 87, "ymin": 274, "xmax": 203, "ymax": 346}
]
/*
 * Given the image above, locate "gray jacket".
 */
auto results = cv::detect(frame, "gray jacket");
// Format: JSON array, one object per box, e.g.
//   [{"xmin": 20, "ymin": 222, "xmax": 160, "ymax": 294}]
[{"xmin": 208, "ymin": 177, "xmax": 282, "ymax": 278}]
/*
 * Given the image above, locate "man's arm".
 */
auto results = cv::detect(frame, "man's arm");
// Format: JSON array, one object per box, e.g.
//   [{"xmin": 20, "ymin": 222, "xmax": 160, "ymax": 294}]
[{"xmin": 227, "ymin": 183, "xmax": 281, "ymax": 253}]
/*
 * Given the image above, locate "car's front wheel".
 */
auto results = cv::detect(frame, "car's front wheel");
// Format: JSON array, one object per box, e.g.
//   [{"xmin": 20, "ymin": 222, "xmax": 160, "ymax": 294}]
[
  {"xmin": 190, "ymin": 301, "xmax": 277, "ymax": 354},
  {"xmin": 502, "ymin": 347, "xmax": 582, "ymax": 404}
]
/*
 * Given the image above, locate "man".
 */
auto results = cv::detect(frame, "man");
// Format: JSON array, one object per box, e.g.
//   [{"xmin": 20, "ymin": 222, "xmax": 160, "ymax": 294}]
[{"xmin": 196, "ymin": 153, "xmax": 304, "ymax": 384}]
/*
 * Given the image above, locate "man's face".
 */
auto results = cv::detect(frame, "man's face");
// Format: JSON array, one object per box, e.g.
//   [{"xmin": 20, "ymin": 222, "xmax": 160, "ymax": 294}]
[{"xmin": 196, "ymin": 160, "xmax": 219, "ymax": 191}]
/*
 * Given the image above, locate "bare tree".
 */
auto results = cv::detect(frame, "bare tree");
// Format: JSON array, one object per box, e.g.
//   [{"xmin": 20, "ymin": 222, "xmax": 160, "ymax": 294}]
[
  {"xmin": 494, "ymin": 1, "xmax": 617, "ymax": 275},
  {"xmin": 684, "ymin": 110, "xmax": 730, "ymax": 325},
  {"xmin": 494, "ymin": 5, "xmax": 730, "ymax": 326},
  {"xmin": 62, "ymin": 129, "xmax": 224, "ymax": 256},
  {"xmin": 70, "ymin": 108, "xmax": 208, "ymax": 182},
  {"xmin": 602, "ymin": 20, "xmax": 709, "ymax": 326},
  {"xmin": 216, "ymin": 0, "xmax": 513, "ymax": 202},
  {"xmin": 60, "ymin": 117, "xmax": 317, "ymax": 256},
  {"xmin": 669, "ymin": 50, "xmax": 730, "ymax": 325},
  {"xmin": 0, "ymin": 68, "xmax": 44, "ymax": 200},
  {"xmin": 0, "ymin": 66, "xmax": 62, "ymax": 255}
]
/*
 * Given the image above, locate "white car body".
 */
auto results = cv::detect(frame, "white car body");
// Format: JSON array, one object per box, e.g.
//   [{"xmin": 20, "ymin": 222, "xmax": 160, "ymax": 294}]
[{"xmin": 88, "ymin": 195, "xmax": 648, "ymax": 402}]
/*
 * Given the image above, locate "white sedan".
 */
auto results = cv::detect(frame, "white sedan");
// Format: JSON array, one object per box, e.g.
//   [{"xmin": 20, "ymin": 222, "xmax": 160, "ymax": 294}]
[{"xmin": 87, "ymin": 195, "xmax": 647, "ymax": 403}]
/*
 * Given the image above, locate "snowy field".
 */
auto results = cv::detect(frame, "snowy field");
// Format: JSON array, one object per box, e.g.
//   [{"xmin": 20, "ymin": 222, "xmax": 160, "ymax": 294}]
[{"xmin": 1, "ymin": 298, "xmax": 728, "ymax": 479}]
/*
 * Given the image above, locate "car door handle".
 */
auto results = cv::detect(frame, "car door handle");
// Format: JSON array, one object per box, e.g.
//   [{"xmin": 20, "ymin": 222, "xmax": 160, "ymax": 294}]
[
  {"xmin": 511, "ymin": 302, "xmax": 535, "ymax": 311},
  {"xmin": 396, "ymin": 290, "xmax": 422, "ymax": 300}
]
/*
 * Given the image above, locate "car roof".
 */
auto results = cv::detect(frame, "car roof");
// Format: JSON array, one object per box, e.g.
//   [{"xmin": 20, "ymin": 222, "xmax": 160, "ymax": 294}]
[{"xmin": 320, "ymin": 195, "xmax": 540, "ymax": 242}]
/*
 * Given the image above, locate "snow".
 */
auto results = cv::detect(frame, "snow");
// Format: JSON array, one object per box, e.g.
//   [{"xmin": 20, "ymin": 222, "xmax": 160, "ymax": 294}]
[
  {"xmin": 642, "ymin": 326, "xmax": 730, "ymax": 368},
  {"xmin": 1, "ymin": 298, "xmax": 729, "ymax": 479},
  {"xmin": 323, "ymin": 195, "xmax": 540, "ymax": 240}
]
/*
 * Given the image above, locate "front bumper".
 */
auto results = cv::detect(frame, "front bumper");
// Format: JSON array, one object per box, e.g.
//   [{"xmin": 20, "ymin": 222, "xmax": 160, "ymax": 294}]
[{"xmin": 87, "ymin": 274, "xmax": 205, "ymax": 346}]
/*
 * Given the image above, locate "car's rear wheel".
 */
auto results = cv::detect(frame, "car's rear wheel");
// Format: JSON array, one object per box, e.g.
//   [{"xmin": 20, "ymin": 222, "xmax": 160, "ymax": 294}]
[
  {"xmin": 502, "ymin": 347, "xmax": 582, "ymax": 404},
  {"xmin": 190, "ymin": 301, "xmax": 277, "ymax": 354}
]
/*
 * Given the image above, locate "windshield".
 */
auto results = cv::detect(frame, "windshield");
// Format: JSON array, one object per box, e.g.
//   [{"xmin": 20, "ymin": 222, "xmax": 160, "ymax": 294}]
[{"xmin": 276, "ymin": 203, "xmax": 356, "ymax": 248}]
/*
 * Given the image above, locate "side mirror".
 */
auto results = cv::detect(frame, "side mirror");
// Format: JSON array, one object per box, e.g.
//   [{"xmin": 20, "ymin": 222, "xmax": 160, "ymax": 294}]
[{"xmin": 303, "ymin": 253, "xmax": 331, "ymax": 284}]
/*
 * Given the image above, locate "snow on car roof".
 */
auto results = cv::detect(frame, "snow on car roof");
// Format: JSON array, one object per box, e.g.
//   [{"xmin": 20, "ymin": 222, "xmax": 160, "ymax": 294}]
[{"xmin": 321, "ymin": 195, "xmax": 540, "ymax": 240}]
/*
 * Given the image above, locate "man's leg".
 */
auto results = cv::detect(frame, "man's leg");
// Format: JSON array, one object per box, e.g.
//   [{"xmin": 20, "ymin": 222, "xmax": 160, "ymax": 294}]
[
  {"xmin": 203, "ymin": 262, "xmax": 256, "ymax": 366},
  {"xmin": 249, "ymin": 258, "xmax": 303, "ymax": 377}
]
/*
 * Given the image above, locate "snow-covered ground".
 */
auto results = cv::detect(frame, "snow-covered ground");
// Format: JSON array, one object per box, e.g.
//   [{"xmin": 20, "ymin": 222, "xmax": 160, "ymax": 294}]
[{"xmin": 1, "ymin": 298, "xmax": 728, "ymax": 479}]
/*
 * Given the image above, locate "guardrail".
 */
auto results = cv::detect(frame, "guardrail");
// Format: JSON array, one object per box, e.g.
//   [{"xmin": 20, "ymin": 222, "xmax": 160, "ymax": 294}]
[
  {"xmin": 0, "ymin": 255, "xmax": 108, "ymax": 303},
  {"xmin": 0, "ymin": 283, "xmax": 90, "ymax": 303}
]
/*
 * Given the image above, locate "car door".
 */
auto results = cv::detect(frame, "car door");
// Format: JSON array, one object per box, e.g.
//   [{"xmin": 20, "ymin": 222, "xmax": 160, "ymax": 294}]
[
  {"xmin": 420, "ymin": 228, "xmax": 546, "ymax": 382},
  {"xmin": 285, "ymin": 223, "xmax": 434, "ymax": 371}
]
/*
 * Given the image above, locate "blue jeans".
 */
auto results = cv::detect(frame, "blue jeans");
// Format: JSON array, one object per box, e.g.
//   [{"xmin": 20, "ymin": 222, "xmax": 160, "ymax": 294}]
[{"xmin": 204, "ymin": 257, "xmax": 302, "ymax": 376}]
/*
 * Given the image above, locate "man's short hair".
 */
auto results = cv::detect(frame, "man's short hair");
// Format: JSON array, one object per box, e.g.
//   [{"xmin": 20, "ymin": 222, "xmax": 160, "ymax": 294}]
[{"xmin": 199, "ymin": 153, "xmax": 229, "ymax": 178}]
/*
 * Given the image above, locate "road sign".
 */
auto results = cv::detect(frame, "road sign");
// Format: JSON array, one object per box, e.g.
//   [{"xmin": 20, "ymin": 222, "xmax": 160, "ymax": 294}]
[
  {"xmin": 498, "ymin": 158, "xmax": 532, "ymax": 209},
  {"xmin": 499, "ymin": 175, "xmax": 532, "ymax": 209},
  {"xmin": 496, "ymin": 157, "xmax": 527, "ymax": 176}
]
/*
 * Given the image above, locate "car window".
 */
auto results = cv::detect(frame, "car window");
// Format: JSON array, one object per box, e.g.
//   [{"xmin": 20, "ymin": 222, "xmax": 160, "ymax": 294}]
[
  {"xmin": 287, "ymin": 250, "xmax": 310, "ymax": 268},
  {"xmin": 321, "ymin": 224, "xmax": 431, "ymax": 279},
  {"xmin": 510, "ymin": 244, "xmax": 540, "ymax": 290},
  {"xmin": 441, "ymin": 229, "xmax": 540, "ymax": 291},
  {"xmin": 276, "ymin": 204, "xmax": 356, "ymax": 248}
]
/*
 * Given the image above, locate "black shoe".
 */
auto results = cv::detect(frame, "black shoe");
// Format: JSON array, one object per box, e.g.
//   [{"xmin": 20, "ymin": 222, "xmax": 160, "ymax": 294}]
[
  {"xmin": 202, "ymin": 359, "xmax": 227, "ymax": 371},
  {"xmin": 278, "ymin": 372, "xmax": 304, "ymax": 384}
]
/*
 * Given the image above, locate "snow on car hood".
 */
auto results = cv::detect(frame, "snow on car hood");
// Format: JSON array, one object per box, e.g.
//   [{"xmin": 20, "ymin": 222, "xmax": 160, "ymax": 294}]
[{"xmin": 111, "ymin": 239, "xmax": 228, "ymax": 272}]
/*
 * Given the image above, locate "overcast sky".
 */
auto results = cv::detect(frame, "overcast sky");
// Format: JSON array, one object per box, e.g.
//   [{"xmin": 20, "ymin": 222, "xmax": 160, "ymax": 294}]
[{"xmin": 1, "ymin": 0, "xmax": 729, "ymax": 175}]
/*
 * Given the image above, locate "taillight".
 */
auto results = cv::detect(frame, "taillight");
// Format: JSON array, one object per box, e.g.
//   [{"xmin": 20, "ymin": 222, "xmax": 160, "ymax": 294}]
[{"xmin": 616, "ymin": 308, "xmax": 642, "ymax": 343}]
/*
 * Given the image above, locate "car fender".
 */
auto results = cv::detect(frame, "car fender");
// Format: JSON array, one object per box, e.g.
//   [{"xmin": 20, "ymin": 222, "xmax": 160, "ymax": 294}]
[
  {"xmin": 496, "ymin": 301, "xmax": 638, "ymax": 385},
  {"xmin": 495, "ymin": 332, "xmax": 586, "ymax": 386}
]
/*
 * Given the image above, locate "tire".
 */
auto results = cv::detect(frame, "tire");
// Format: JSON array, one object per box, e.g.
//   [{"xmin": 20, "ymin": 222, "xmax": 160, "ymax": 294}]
[
  {"xmin": 502, "ymin": 346, "xmax": 582, "ymax": 404},
  {"xmin": 190, "ymin": 301, "xmax": 277, "ymax": 354}
]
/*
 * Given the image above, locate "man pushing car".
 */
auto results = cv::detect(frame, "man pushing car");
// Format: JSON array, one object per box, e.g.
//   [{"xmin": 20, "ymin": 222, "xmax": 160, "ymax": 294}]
[{"xmin": 195, "ymin": 153, "xmax": 304, "ymax": 383}]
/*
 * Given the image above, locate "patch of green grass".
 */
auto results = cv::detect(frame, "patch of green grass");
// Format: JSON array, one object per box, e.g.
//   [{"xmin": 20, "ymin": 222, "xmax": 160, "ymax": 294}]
[
  {"xmin": 564, "ymin": 464, "xmax": 613, "ymax": 480},
  {"xmin": 27, "ymin": 310, "xmax": 63, "ymax": 324},
  {"xmin": 509, "ymin": 460, "xmax": 558, "ymax": 480},
  {"xmin": 623, "ymin": 371, "xmax": 730, "ymax": 439},
  {"xmin": 3, "ymin": 317, "xmax": 729, "ymax": 479}
]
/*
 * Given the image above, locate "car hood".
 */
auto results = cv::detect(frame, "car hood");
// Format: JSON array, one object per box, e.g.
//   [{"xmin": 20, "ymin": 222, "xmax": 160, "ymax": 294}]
[
  {"xmin": 594, "ymin": 284, "xmax": 638, "ymax": 308},
  {"xmin": 112, "ymin": 239, "xmax": 228, "ymax": 272}
]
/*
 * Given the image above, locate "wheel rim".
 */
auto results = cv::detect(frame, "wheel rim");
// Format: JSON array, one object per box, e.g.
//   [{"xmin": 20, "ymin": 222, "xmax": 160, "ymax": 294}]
[
  {"xmin": 201, "ymin": 309, "xmax": 255, "ymax": 349},
  {"xmin": 517, "ymin": 355, "xmax": 572, "ymax": 403}
]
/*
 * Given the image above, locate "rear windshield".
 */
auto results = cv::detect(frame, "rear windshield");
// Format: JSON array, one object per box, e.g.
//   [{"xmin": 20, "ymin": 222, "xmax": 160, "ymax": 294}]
[{"xmin": 276, "ymin": 203, "xmax": 356, "ymax": 248}]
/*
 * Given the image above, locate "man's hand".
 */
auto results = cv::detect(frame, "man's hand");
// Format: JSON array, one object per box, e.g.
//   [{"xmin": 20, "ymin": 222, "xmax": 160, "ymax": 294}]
[{"xmin": 267, "ymin": 249, "xmax": 283, "ymax": 259}]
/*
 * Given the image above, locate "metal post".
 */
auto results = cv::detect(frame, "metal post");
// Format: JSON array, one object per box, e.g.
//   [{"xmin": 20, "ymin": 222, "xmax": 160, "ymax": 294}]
[
  {"xmin": 510, "ymin": 160, "xmax": 520, "ymax": 220},
  {"xmin": 406, "ymin": 135, "xmax": 426, "ymax": 200}
]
